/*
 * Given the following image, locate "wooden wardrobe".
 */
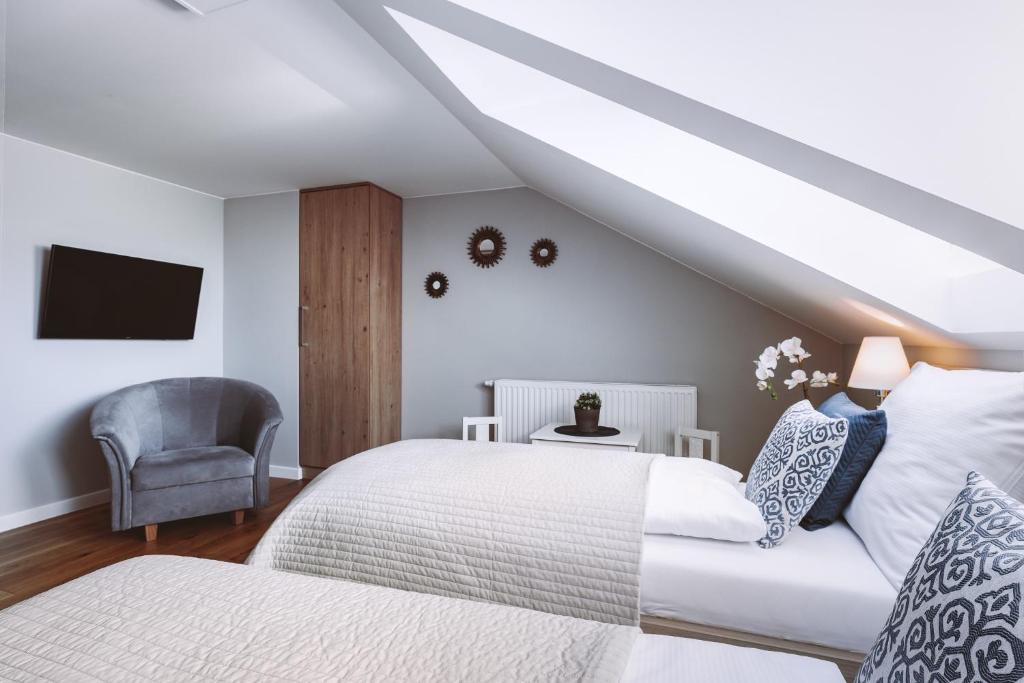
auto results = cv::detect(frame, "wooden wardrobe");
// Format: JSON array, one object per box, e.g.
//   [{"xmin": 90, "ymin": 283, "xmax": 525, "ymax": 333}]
[{"xmin": 299, "ymin": 182, "xmax": 401, "ymax": 469}]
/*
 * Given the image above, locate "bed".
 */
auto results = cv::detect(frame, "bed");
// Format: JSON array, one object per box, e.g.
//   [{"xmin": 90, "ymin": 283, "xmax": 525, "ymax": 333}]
[
  {"xmin": 0, "ymin": 555, "xmax": 844, "ymax": 682},
  {"xmin": 247, "ymin": 438, "xmax": 891, "ymax": 673}
]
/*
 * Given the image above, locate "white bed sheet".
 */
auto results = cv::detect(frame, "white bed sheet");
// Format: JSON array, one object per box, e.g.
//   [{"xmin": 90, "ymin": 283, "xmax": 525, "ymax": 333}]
[
  {"xmin": 640, "ymin": 521, "xmax": 895, "ymax": 652},
  {"xmin": 623, "ymin": 635, "xmax": 845, "ymax": 683}
]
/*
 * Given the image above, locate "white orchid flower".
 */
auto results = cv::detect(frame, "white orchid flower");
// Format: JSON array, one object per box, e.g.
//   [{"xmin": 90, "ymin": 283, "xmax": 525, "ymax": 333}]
[
  {"xmin": 754, "ymin": 347, "xmax": 779, "ymax": 382},
  {"xmin": 756, "ymin": 380, "xmax": 768, "ymax": 391},
  {"xmin": 783, "ymin": 369, "xmax": 808, "ymax": 390},
  {"xmin": 809, "ymin": 370, "xmax": 830, "ymax": 388},
  {"xmin": 758, "ymin": 346, "xmax": 779, "ymax": 370},
  {"xmin": 779, "ymin": 337, "xmax": 811, "ymax": 363},
  {"xmin": 778, "ymin": 337, "xmax": 801, "ymax": 358},
  {"xmin": 754, "ymin": 355, "xmax": 776, "ymax": 380}
]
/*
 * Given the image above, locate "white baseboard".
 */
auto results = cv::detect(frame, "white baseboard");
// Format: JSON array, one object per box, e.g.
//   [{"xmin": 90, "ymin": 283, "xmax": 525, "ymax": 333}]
[
  {"xmin": 269, "ymin": 465, "xmax": 303, "ymax": 480},
  {"xmin": 0, "ymin": 488, "xmax": 111, "ymax": 534}
]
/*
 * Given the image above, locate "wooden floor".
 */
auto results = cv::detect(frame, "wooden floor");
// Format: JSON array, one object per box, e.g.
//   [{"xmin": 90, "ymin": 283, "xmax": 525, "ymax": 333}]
[{"xmin": 0, "ymin": 477, "xmax": 307, "ymax": 610}]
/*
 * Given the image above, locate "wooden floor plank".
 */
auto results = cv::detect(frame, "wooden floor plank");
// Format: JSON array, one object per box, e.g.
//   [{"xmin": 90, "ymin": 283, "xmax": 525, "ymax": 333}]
[{"xmin": 0, "ymin": 478, "xmax": 306, "ymax": 610}]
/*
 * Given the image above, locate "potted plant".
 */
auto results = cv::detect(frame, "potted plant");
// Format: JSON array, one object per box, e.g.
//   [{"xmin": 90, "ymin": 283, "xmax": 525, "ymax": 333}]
[
  {"xmin": 574, "ymin": 392, "xmax": 602, "ymax": 433},
  {"xmin": 754, "ymin": 336, "xmax": 839, "ymax": 402}
]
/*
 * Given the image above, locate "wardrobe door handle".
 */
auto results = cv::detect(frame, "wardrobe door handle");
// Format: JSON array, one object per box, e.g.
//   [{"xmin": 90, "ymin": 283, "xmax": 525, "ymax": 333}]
[{"xmin": 299, "ymin": 306, "xmax": 310, "ymax": 347}]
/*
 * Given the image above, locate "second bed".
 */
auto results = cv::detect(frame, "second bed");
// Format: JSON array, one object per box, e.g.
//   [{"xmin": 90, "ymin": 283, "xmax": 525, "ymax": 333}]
[{"xmin": 248, "ymin": 438, "xmax": 888, "ymax": 668}]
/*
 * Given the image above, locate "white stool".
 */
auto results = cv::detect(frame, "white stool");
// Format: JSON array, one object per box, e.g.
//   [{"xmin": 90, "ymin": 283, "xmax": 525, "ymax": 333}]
[
  {"xmin": 674, "ymin": 426, "xmax": 721, "ymax": 462},
  {"xmin": 462, "ymin": 416, "xmax": 504, "ymax": 443}
]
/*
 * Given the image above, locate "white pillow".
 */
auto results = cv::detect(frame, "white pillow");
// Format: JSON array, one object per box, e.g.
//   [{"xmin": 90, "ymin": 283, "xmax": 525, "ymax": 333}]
[
  {"xmin": 652, "ymin": 452, "xmax": 744, "ymax": 485},
  {"xmin": 744, "ymin": 400, "xmax": 848, "ymax": 548},
  {"xmin": 845, "ymin": 362, "xmax": 1024, "ymax": 588},
  {"xmin": 645, "ymin": 457, "xmax": 766, "ymax": 542}
]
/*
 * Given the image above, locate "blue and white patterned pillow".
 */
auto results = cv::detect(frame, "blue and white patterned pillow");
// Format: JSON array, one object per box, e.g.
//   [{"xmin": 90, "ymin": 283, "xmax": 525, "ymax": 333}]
[
  {"xmin": 745, "ymin": 400, "xmax": 847, "ymax": 548},
  {"xmin": 857, "ymin": 472, "xmax": 1024, "ymax": 682}
]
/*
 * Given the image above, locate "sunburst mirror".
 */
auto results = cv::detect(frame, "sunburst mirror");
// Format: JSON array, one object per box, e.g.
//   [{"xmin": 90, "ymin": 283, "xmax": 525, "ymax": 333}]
[
  {"xmin": 530, "ymin": 238, "xmax": 558, "ymax": 268},
  {"xmin": 424, "ymin": 272, "xmax": 449, "ymax": 298},
  {"xmin": 467, "ymin": 226, "xmax": 506, "ymax": 268}
]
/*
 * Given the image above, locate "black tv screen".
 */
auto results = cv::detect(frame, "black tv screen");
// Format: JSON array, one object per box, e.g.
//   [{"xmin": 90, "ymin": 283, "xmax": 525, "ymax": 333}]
[{"xmin": 40, "ymin": 245, "xmax": 203, "ymax": 340}]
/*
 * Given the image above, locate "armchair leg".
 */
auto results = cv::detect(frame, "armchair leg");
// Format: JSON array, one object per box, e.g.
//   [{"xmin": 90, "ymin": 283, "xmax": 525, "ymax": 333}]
[
  {"xmin": 144, "ymin": 524, "xmax": 158, "ymax": 542},
  {"xmin": 231, "ymin": 510, "xmax": 245, "ymax": 526}
]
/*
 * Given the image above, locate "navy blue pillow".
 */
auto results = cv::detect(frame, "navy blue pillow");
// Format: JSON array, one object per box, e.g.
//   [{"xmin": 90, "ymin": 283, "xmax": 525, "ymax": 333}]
[{"xmin": 800, "ymin": 392, "xmax": 887, "ymax": 530}]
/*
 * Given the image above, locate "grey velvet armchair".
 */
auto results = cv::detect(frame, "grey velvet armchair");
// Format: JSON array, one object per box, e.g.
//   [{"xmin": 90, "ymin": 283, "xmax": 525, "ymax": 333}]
[{"xmin": 90, "ymin": 377, "xmax": 283, "ymax": 541}]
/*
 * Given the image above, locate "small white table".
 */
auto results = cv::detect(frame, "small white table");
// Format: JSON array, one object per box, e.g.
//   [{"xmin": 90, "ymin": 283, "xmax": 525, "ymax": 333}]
[{"xmin": 529, "ymin": 422, "xmax": 643, "ymax": 452}]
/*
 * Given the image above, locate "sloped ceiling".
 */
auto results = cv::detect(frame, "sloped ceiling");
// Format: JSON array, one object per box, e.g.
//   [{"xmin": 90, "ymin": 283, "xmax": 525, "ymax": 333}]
[
  {"xmin": 3, "ymin": 0, "xmax": 519, "ymax": 198},
  {"xmin": 5, "ymin": 0, "xmax": 1022, "ymax": 349},
  {"xmin": 337, "ymin": 0, "xmax": 1024, "ymax": 349}
]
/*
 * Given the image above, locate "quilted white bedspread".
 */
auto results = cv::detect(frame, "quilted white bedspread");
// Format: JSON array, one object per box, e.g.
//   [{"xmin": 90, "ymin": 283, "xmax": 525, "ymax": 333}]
[
  {"xmin": 0, "ymin": 555, "xmax": 638, "ymax": 682},
  {"xmin": 249, "ymin": 439, "xmax": 656, "ymax": 625}
]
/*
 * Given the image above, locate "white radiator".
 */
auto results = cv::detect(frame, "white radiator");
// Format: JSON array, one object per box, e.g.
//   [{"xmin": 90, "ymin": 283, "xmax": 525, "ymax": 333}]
[{"xmin": 492, "ymin": 379, "xmax": 697, "ymax": 455}]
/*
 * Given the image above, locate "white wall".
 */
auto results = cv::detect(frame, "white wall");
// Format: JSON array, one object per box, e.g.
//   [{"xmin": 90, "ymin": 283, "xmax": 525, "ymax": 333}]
[
  {"xmin": 223, "ymin": 192, "xmax": 300, "ymax": 473},
  {"xmin": 0, "ymin": 135, "xmax": 224, "ymax": 525},
  {"xmin": 403, "ymin": 188, "xmax": 844, "ymax": 473}
]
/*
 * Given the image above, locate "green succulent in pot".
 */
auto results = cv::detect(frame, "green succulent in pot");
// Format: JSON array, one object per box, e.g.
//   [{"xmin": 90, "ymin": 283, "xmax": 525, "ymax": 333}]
[{"xmin": 574, "ymin": 392, "xmax": 602, "ymax": 433}]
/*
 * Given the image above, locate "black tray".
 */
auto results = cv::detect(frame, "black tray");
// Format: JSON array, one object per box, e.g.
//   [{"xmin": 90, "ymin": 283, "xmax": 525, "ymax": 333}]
[{"xmin": 554, "ymin": 425, "xmax": 621, "ymax": 438}]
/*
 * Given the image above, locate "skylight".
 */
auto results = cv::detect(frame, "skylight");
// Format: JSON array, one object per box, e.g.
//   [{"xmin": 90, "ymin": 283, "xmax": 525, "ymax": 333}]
[
  {"xmin": 388, "ymin": 9, "xmax": 1024, "ymax": 335},
  {"xmin": 445, "ymin": 1, "xmax": 1024, "ymax": 230}
]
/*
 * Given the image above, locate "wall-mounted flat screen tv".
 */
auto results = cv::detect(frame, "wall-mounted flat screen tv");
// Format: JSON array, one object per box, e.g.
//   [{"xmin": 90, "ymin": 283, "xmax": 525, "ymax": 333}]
[{"xmin": 40, "ymin": 245, "xmax": 203, "ymax": 340}]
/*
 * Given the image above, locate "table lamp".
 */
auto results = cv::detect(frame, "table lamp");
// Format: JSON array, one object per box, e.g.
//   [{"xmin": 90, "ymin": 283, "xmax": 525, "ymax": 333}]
[{"xmin": 848, "ymin": 336, "xmax": 911, "ymax": 406}]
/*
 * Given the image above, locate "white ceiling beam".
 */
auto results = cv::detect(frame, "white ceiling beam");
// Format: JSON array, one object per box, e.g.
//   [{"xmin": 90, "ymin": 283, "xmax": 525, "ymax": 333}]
[{"xmin": 171, "ymin": 0, "xmax": 249, "ymax": 16}]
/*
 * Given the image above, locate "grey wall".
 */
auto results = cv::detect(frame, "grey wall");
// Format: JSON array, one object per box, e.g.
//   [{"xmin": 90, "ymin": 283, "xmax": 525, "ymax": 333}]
[
  {"xmin": 402, "ymin": 187, "xmax": 843, "ymax": 473},
  {"xmin": 843, "ymin": 343, "xmax": 1024, "ymax": 407},
  {"xmin": 223, "ymin": 192, "xmax": 300, "ymax": 471},
  {"xmin": 0, "ymin": 135, "xmax": 224, "ymax": 524}
]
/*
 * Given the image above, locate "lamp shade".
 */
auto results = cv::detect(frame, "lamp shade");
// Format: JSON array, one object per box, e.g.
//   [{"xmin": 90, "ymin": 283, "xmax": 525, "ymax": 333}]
[{"xmin": 848, "ymin": 337, "xmax": 911, "ymax": 390}]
